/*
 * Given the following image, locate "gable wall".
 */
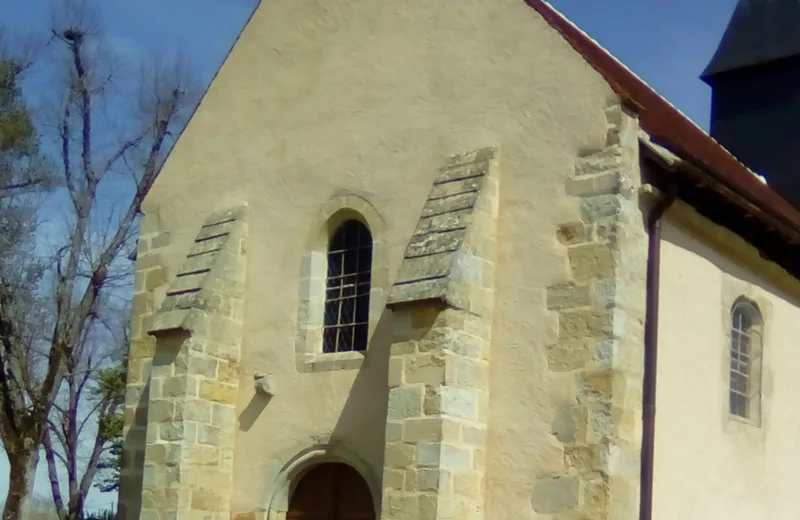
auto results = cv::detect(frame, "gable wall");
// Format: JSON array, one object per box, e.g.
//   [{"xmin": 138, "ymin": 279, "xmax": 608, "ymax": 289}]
[{"xmin": 124, "ymin": 0, "xmax": 623, "ymax": 518}]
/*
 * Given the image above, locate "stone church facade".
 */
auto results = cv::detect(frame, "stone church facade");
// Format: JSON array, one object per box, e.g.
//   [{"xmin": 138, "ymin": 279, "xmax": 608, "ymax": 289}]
[{"xmin": 119, "ymin": 1, "xmax": 800, "ymax": 519}]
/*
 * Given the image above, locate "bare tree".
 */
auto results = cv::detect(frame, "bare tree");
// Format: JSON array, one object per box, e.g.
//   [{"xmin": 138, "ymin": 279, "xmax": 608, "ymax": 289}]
[
  {"xmin": 43, "ymin": 324, "xmax": 127, "ymax": 520},
  {"xmin": 0, "ymin": 2, "xmax": 198, "ymax": 519}
]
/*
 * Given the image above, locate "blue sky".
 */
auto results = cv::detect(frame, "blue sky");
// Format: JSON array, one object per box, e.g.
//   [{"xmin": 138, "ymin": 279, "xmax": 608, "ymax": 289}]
[{"xmin": 0, "ymin": 0, "xmax": 737, "ymax": 512}]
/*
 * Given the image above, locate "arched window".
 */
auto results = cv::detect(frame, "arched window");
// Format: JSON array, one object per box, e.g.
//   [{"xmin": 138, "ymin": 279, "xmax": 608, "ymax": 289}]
[
  {"xmin": 729, "ymin": 299, "xmax": 763, "ymax": 421},
  {"xmin": 323, "ymin": 220, "xmax": 373, "ymax": 353}
]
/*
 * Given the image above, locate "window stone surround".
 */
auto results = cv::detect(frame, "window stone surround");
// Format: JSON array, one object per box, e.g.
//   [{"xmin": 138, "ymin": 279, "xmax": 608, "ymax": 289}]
[
  {"xmin": 294, "ymin": 194, "xmax": 388, "ymax": 373},
  {"xmin": 721, "ymin": 275, "xmax": 772, "ymax": 431}
]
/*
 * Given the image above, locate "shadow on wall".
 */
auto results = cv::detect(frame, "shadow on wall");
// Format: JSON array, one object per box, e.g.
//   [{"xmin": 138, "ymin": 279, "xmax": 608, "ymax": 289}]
[
  {"xmin": 238, "ymin": 307, "xmax": 394, "ymax": 519},
  {"xmin": 329, "ymin": 307, "xmax": 393, "ymax": 464},
  {"xmin": 661, "ymin": 220, "xmax": 800, "ymax": 308}
]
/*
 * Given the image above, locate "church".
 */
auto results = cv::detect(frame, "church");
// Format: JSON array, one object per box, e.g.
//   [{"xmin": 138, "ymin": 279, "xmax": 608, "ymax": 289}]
[{"xmin": 119, "ymin": 0, "xmax": 800, "ymax": 519}]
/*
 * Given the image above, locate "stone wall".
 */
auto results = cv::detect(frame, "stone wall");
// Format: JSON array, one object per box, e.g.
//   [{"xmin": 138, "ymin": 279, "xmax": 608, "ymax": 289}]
[{"xmin": 533, "ymin": 103, "xmax": 648, "ymax": 519}]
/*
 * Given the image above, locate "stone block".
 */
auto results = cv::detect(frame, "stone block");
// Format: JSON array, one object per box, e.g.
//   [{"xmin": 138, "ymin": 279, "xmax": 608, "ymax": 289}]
[
  {"xmin": 161, "ymin": 422, "xmax": 191, "ymax": 442},
  {"xmin": 417, "ymin": 494, "xmax": 438, "ymax": 520},
  {"xmin": 385, "ymin": 421, "xmax": 403, "ymax": 442},
  {"xmin": 232, "ymin": 512, "xmax": 257, "ymax": 520},
  {"xmin": 383, "ymin": 468, "xmax": 405, "ymax": 490},
  {"xmin": 547, "ymin": 283, "xmax": 592, "ymax": 310},
  {"xmin": 580, "ymin": 194, "xmax": 621, "ymax": 222},
  {"xmin": 148, "ymin": 400, "xmax": 175, "ymax": 423},
  {"xmin": 566, "ymin": 171, "xmax": 621, "ymax": 197},
  {"xmin": 595, "ymin": 218, "xmax": 619, "ymax": 243},
  {"xmin": 204, "ymin": 341, "xmax": 241, "ymax": 363},
  {"xmin": 424, "ymin": 386, "xmax": 477, "ymax": 420},
  {"xmin": 577, "ymin": 370, "xmax": 616, "ymax": 403},
  {"xmin": 384, "ymin": 443, "xmax": 416, "ymax": 468},
  {"xmin": 130, "ymin": 337, "xmax": 156, "ymax": 360},
  {"xmin": 187, "ymin": 445, "xmax": 220, "ymax": 466},
  {"xmin": 407, "ymin": 229, "xmax": 466, "ymax": 259},
  {"xmin": 547, "ymin": 340, "xmax": 592, "ymax": 372},
  {"xmin": 557, "ymin": 222, "xmax": 592, "ymax": 245},
  {"xmin": 394, "ymin": 254, "xmax": 454, "ymax": 285},
  {"xmin": 531, "ymin": 476, "xmax": 580, "ymax": 514},
  {"xmin": 594, "ymin": 340, "xmax": 618, "ymax": 369},
  {"xmin": 417, "ymin": 443, "xmax": 471, "ymax": 470},
  {"xmin": 145, "ymin": 268, "xmax": 168, "ymax": 291},
  {"xmin": 415, "ymin": 443, "xmax": 439, "ymax": 468},
  {"xmin": 217, "ymin": 361, "xmax": 239, "ymax": 384},
  {"xmin": 447, "ymin": 331, "xmax": 484, "ymax": 359},
  {"xmin": 151, "ymin": 232, "xmax": 171, "ymax": 250},
  {"xmin": 410, "ymin": 468, "xmax": 450, "ymax": 492},
  {"xmin": 388, "ymin": 386, "xmax": 423, "ymax": 420},
  {"xmin": 131, "ymin": 292, "xmax": 155, "ymax": 316},
  {"xmin": 441, "ymin": 147, "xmax": 496, "ymax": 169},
  {"xmin": 587, "ymin": 402, "xmax": 613, "ymax": 442},
  {"xmin": 404, "ymin": 418, "xmax": 443, "ymax": 442},
  {"xmin": 551, "ymin": 406, "xmax": 586, "ymax": 444},
  {"xmin": 391, "ymin": 341, "xmax": 418, "ymax": 356},
  {"xmin": 559, "ymin": 309, "xmax": 613, "ymax": 340},
  {"xmin": 382, "ymin": 492, "xmax": 419, "ymax": 520},
  {"xmin": 190, "ymin": 487, "xmax": 226, "ymax": 512},
  {"xmin": 416, "ymin": 210, "xmax": 472, "ymax": 235},
  {"xmin": 201, "ymin": 316, "xmax": 242, "ymax": 347},
  {"xmin": 181, "ymin": 399, "xmax": 212, "ymax": 423},
  {"xmin": 564, "ymin": 444, "xmax": 607, "ymax": 473},
  {"xmin": 211, "ymin": 403, "xmax": 236, "ymax": 428},
  {"xmin": 162, "ymin": 375, "xmax": 198, "ymax": 398},
  {"xmin": 593, "ymin": 277, "xmax": 616, "ymax": 309},
  {"xmin": 453, "ymin": 357, "xmax": 489, "ymax": 390},
  {"xmin": 421, "ymin": 192, "xmax": 479, "ymax": 219},
  {"xmin": 575, "ymin": 147, "xmax": 623, "ymax": 175},
  {"xmin": 389, "ymin": 358, "xmax": 405, "ymax": 387},
  {"xmin": 197, "ymin": 424, "xmax": 222, "ymax": 446},
  {"xmin": 568, "ymin": 244, "xmax": 616, "ymax": 281},
  {"xmin": 405, "ymin": 353, "xmax": 447, "ymax": 385},
  {"xmin": 583, "ymin": 476, "xmax": 610, "ymax": 511},
  {"xmin": 199, "ymin": 380, "xmax": 238, "ymax": 404}
]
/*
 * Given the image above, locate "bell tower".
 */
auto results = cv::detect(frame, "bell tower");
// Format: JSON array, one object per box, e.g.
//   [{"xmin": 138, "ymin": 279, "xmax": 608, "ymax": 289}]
[{"xmin": 702, "ymin": 0, "xmax": 800, "ymax": 208}]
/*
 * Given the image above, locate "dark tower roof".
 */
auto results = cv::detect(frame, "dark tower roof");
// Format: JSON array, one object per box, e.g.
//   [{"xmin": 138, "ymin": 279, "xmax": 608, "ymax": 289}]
[{"xmin": 702, "ymin": 0, "xmax": 800, "ymax": 80}]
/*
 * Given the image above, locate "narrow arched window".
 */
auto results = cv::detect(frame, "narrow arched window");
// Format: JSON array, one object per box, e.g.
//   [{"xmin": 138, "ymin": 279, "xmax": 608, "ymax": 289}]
[
  {"xmin": 323, "ymin": 220, "xmax": 373, "ymax": 353},
  {"xmin": 729, "ymin": 299, "xmax": 763, "ymax": 421}
]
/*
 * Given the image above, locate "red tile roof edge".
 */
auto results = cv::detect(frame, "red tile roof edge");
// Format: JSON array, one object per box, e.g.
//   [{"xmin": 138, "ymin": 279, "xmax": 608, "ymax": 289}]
[{"xmin": 525, "ymin": 0, "xmax": 800, "ymax": 240}]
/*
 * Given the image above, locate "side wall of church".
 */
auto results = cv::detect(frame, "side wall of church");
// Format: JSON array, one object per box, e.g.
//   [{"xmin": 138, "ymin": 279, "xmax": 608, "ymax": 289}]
[
  {"xmin": 655, "ymin": 203, "xmax": 800, "ymax": 519},
  {"xmin": 118, "ymin": 0, "xmax": 647, "ymax": 519}
]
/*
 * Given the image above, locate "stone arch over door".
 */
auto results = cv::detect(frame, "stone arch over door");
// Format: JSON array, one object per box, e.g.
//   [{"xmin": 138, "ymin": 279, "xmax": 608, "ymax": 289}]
[
  {"xmin": 266, "ymin": 445, "xmax": 380, "ymax": 520},
  {"xmin": 288, "ymin": 463, "xmax": 375, "ymax": 520}
]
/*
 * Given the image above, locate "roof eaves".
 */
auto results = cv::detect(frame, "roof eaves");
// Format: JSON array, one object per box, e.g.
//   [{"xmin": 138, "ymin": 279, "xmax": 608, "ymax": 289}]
[{"xmin": 524, "ymin": 0, "xmax": 800, "ymax": 241}]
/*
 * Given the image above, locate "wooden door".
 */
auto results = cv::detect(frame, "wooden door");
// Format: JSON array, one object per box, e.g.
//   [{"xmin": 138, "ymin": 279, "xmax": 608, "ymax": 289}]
[{"xmin": 287, "ymin": 463, "xmax": 375, "ymax": 520}]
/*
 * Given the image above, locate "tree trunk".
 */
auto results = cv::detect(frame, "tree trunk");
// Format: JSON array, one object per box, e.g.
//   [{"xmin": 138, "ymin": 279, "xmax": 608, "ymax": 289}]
[
  {"xmin": 67, "ymin": 494, "xmax": 84, "ymax": 520},
  {"xmin": 3, "ymin": 449, "xmax": 38, "ymax": 520}
]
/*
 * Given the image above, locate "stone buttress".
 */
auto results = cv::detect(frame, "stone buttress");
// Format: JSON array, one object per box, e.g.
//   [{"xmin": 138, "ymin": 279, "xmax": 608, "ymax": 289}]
[
  {"xmin": 381, "ymin": 148, "xmax": 500, "ymax": 520},
  {"xmin": 123, "ymin": 206, "xmax": 248, "ymax": 520}
]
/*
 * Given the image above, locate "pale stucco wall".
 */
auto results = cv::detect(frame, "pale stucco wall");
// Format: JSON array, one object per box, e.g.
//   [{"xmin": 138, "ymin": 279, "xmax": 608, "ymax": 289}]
[
  {"xmin": 137, "ymin": 0, "xmax": 618, "ymax": 516},
  {"xmin": 655, "ymin": 209, "xmax": 800, "ymax": 519}
]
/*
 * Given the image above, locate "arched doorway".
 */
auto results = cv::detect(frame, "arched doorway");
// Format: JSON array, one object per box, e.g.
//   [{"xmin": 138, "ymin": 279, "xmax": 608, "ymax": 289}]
[{"xmin": 287, "ymin": 463, "xmax": 375, "ymax": 520}]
